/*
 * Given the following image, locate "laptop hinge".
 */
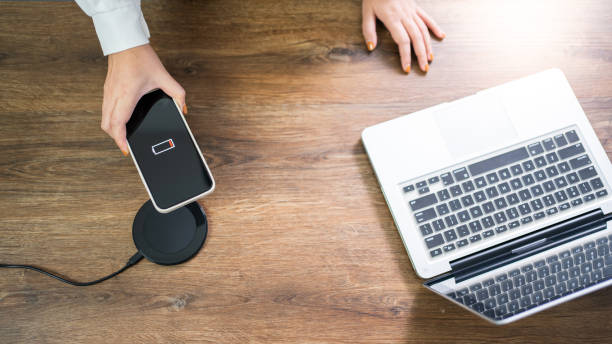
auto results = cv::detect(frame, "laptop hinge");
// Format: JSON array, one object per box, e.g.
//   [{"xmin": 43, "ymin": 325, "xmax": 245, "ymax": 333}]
[{"xmin": 448, "ymin": 209, "xmax": 607, "ymax": 283}]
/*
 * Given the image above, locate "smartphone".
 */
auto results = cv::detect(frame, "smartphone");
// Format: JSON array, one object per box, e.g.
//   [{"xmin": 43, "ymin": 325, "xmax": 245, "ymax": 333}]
[{"xmin": 126, "ymin": 89, "xmax": 215, "ymax": 213}]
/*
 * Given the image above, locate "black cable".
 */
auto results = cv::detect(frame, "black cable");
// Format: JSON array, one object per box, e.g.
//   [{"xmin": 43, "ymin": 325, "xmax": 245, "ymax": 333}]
[{"xmin": 0, "ymin": 252, "xmax": 143, "ymax": 286}]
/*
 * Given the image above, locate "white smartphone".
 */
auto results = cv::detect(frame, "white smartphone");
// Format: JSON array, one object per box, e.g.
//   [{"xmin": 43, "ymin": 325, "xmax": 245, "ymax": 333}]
[{"xmin": 126, "ymin": 89, "xmax": 215, "ymax": 213}]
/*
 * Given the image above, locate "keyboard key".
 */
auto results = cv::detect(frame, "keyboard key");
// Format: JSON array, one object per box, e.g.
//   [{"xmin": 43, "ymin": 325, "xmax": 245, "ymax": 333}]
[
  {"xmin": 578, "ymin": 182, "xmax": 592, "ymax": 194},
  {"xmin": 519, "ymin": 189, "xmax": 532, "ymax": 201},
  {"xmin": 584, "ymin": 193, "xmax": 596, "ymax": 202},
  {"xmin": 566, "ymin": 186, "xmax": 580, "ymax": 198},
  {"xmin": 441, "ymin": 172, "xmax": 454, "ymax": 185},
  {"xmin": 475, "ymin": 176, "xmax": 487, "ymax": 188},
  {"xmin": 419, "ymin": 224, "xmax": 433, "ymax": 236},
  {"xmin": 559, "ymin": 202, "xmax": 570, "ymax": 211},
  {"xmin": 567, "ymin": 278, "xmax": 580, "ymax": 291},
  {"xmin": 518, "ymin": 203, "xmax": 532, "ymax": 215},
  {"xmin": 508, "ymin": 300, "xmax": 520, "ymax": 313},
  {"xmin": 409, "ymin": 193, "xmax": 438, "ymax": 211},
  {"xmin": 499, "ymin": 168, "xmax": 511, "ymax": 180},
  {"xmin": 510, "ymin": 178, "xmax": 523, "ymax": 190},
  {"xmin": 554, "ymin": 176, "xmax": 568, "ymax": 188},
  {"xmin": 546, "ymin": 166, "xmax": 559, "ymax": 177},
  {"xmin": 543, "ymin": 287, "xmax": 555, "ymax": 299},
  {"xmin": 496, "ymin": 225, "xmax": 508, "ymax": 233},
  {"xmin": 470, "ymin": 206, "xmax": 483, "ymax": 218},
  {"xmin": 450, "ymin": 185, "xmax": 463, "ymax": 197},
  {"xmin": 498, "ymin": 182, "xmax": 511, "ymax": 194},
  {"xmin": 432, "ymin": 219, "xmax": 446, "ymax": 231},
  {"xmin": 497, "ymin": 293, "xmax": 509, "ymax": 305},
  {"xmin": 569, "ymin": 155, "xmax": 591, "ymax": 169},
  {"xmin": 546, "ymin": 152, "xmax": 559, "ymax": 164},
  {"xmin": 457, "ymin": 225, "xmax": 470, "ymax": 237},
  {"xmin": 430, "ymin": 248, "xmax": 442, "ymax": 257},
  {"xmin": 578, "ymin": 166, "xmax": 597, "ymax": 180},
  {"xmin": 476, "ymin": 288, "xmax": 489, "ymax": 301},
  {"xmin": 437, "ymin": 189, "xmax": 451, "ymax": 201},
  {"xmin": 533, "ymin": 279, "xmax": 545, "ymax": 291},
  {"xmin": 532, "ymin": 291, "xmax": 544, "ymax": 305},
  {"xmin": 449, "ymin": 199, "xmax": 462, "ymax": 211},
  {"xmin": 457, "ymin": 239, "xmax": 469, "ymax": 247},
  {"xmin": 482, "ymin": 216, "xmax": 495, "ymax": 228},
  {"xmin": 453, "ymin": 167, "xmax": 470, "ymax": 182},
  {"xmin": 530, "ymin": 198, "xmax": 543, "ymax": 210},
  {"xmin": 534, "ymin": 156, "xmax": 547, "ymax": 167},
  {"xmin": 469, "ymin": 220, "xmax": 483, "ymax": 233},
  {"xmin": 415, "ymin": 208, "xmax": 436, "ymax": 223},
  {"xmin": 462, "ymin": 180, "xmax": 475, "ymax": 193},
  {"xmin": 425, "ymin": 234, "xmax": 444, "ymax": 249},
  {"xmin": 474, "ymin": 191, "xmax": 487, "ymax": 202},
  {"xmin": 418, "ymin": 187, "xmax": 430, "ymax": 194},
  {"xmin": 520, "ymin": 296, "xmax": 532, "ymax": 308},
  {"xmin": 509, "ymin": 221, "xmax": 520, "ymax": 229},
  {"xmin": 443, "ymin": 244, "xmax": 456, "ymax": 252},
  {"xmin": 461, "ymin": 195, "xmax": 475, "ymax": 207},
  {"xmin": 558, "ymin": 143, "xmax": 585, "ymax": 159},
  {"xmin": 590, "ymin": 178, "xmax": 604, "ymax": 190},
  {"xmin": 484, "ymin": 297, "xmax": 497, "ymax": 310},
  {"xmin": 543, "ymin": 195, "xmax": 556, "ymax": 206},
  {"xmin": 494, "ymin": 211, "xmax": 507, "ymax": 224},
  {"xmin": 554, "ymin": 134, "xmax": 568, "ymax": 147},
  {"xmin": 486, "ymin": 173, "xmax": 500, "ymax": 184},
  {"xmin": 428, "ymin": 176, "xmax": 440, "ymax": 184},
  {"xmin": 470, "ymin": 234, "xmax": 482, "ymax": 243},
  {"xmin": 444, "ymin": 229, "xmax": 457, "ymax": 242},
  {"xmin": 468, "ymin": 147, "xmax": 529, "ymax": 176},
  {"xmin": 546, "ymin": 207, "xmax": 558, "ymax": 216},
  {"xmin": 534, "ymin": 211, "xmax": 545, "ymax": 220},
  {"xmin": 509, "ymin": 289, "xmax": 521, "ymax": 300},
  {"xmin": 494, "ymin": 197, "xmax": 508, "ymax": 209},
  {"xmin": 521, "ymin": 216, "xmax": 533, "ymax": 224},
  {"xmin": 522, "ymin": 174, "xmax": 535, "ymax": 186},
  {"xmin": 482, "ymin": 229, "xmax": 495, "ymax": 238},
  {"xmin": 506, "ymin": 207, "xmax": 519, "ymax": 219},
  {"xmin": 567, "ymin": 172, "xmax": 580, "ymax": 184},
  {"xmin": 530, "ymin": 185, "xmax": 544, "ymax": 197},
  {"xmin": 554, "ymin": 190, "xmax": 568, "ymax": 202},
  {"xmin": 436, "ymin": 203, "xmax": 450, "ymax": 216},
  {"xmin": 557, "ymin": 270, "xmax": 569, "ymax": 282},
  {"xmin": 511, "ymin": 164, "xmax": 523, "ymax": 176},
  {"xmin": 416, "ymin": 181, "xmax": 427, "ymax": 188},
  {"xmin": 522, "ymin": 160, "xmax": 535, "ymax": 171},
  {"xmin": 565, "ymin": 130, "xmax": 579, "ymax": 143},
  {"xmin": 543, "ymin": 181, "xmax": 556, "ymax": 193},
  {"xmin": 528, "ymin": 142, "xmax": 544, "ymax": 156},
  {"xmin": 403, "ymin": 185, "xmax": 415, "ymax": 193},
  {"xmin": 534, "ymin": 170, "xmax": 547, "ymax": 181},
  {"xmin": 444, "ymin": 214, "xmax": 458, "ymax": 227},
  {"xmin": 596, "ymin": 190, "xmax": 608, "ymax": 198},
  {"xmin": 542, "ymin": 138, "xmax": 556, "ymax": 151},
  {"xmin": 558, "ymin": 161, "xmax": 571, "ymax": 173},
  {"xmin": 483, "ymin": 201, "xmax": 496, "ymax": 214},
  {"xmin": 507, "ymin": 193, "xmax": 520, "ymax": 205}
]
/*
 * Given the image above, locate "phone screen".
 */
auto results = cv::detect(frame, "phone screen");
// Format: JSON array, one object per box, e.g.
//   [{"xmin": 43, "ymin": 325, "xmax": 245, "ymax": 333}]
[{"xmin": 126, "ymin": 90, "xmax": 214, "ymax": 211}]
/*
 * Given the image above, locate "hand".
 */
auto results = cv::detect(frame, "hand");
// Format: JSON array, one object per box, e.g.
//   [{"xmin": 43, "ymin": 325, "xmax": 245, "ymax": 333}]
[
  {"xmin": 102, "ymin": 44, "xmax": 186, "ymax": 155},
  {"xmin": 362, "ymin": 0, "xmax": 445, "ymax": 73}
]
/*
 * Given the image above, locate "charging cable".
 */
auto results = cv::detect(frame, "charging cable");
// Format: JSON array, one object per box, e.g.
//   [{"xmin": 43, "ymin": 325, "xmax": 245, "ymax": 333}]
[{"xmin": 0, "ymin": 252, "xmax": 143, "ymax": 286}]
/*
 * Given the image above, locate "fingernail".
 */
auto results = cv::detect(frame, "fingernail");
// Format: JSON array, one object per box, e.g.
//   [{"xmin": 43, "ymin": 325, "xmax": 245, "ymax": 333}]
[
  {"xmin": 429, "ymin": 53, "xmax": 434, "ymax": 61},
  {"xmin": 405, "ymin": 66, "xmax": 411, "ymax": 74},
  {"xmin": 182, "ymin": 103, "xmax": 188, "ymax": 115},
  {"xmin": 122, "ymin": 149, "xmax": 129, "ymax": 156},
  {"xmin": 424, "ymin": 64, "xmax": 429, "ymax": 72},
  {"xmin": 441, "ymin": 32, "xmax": 446, "ymax": 39},
  {"xmin": 367, "ymin": 41, "xmax": 375, "ymax": 51}
]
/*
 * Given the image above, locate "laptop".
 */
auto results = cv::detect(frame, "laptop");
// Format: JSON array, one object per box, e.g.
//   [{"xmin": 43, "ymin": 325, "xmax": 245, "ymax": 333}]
[{"xmin": 362, "ymin": 69, "xmax": 612, "ymax": 324}]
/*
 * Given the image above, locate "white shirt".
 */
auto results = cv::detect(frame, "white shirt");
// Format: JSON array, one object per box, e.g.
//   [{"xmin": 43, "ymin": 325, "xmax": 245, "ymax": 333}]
[{"xmin": 75, "ymin": 0, "xmax": 150, "ymax": 56}]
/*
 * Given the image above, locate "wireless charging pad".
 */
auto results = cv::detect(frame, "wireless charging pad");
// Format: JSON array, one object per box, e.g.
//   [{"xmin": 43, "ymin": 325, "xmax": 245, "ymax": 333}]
[{"xmin": 132, "ymin": 200, "xmax": 207, "ymax": 265}]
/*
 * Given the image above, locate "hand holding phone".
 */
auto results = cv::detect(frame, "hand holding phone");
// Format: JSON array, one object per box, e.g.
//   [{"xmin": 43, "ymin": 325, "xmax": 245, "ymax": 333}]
[{"xmin": 126, "ymin": 90, "xmax": 215, "ymax": 213}]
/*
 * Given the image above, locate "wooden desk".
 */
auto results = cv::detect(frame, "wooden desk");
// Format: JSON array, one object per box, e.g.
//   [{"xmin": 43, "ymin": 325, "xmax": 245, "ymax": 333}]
[{"xmin": 1, "ymin": 0, "xmax": 611, "ymax": 342}]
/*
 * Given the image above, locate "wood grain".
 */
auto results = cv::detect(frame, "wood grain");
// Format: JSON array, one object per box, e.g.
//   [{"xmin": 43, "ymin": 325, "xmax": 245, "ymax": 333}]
[{"xmin": 1, "ymin": 0, "xmax": 611, "ymax": 343}]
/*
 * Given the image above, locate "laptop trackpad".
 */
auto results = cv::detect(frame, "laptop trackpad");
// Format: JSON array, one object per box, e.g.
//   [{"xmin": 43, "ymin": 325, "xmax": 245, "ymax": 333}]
[{"xmin": 434, "ymin": 95, "xmax": 518, "ymax": 158}]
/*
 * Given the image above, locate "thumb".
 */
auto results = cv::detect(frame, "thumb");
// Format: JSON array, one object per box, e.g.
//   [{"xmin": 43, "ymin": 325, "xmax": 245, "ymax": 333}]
[
  {"xmin": 362, "ymin": 6, "xmax": 377, "ymax": 51},
  {"xmin": 158, "ymin": 73, "xmax": 187, "ymax": 115}
]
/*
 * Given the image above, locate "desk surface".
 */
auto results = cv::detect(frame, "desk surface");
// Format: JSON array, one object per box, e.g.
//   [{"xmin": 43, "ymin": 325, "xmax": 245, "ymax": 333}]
[{"xmin": 1, "ymin": 0, "xmax": 612, "ymax": 342}]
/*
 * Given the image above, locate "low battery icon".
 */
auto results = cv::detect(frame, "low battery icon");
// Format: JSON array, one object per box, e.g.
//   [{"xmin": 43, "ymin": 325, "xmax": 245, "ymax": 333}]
[{"xmin": 152, "ymin": 139, "xmax": 175, "ymax": 155}]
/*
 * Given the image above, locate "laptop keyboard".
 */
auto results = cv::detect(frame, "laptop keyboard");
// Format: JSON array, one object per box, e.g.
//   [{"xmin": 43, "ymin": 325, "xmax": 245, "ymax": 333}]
[
  {"xmin": 400, "ymin": 127, "xmax": 610, "ymax": 259},
  {"xmin": 446, "ymin": 233, "xmax": 612, "ymax": 322}
]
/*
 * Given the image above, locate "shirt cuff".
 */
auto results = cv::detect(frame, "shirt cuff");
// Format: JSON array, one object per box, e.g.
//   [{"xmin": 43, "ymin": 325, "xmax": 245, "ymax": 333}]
[{"xmin": 91, "ymin": 5, "xmax": 151, "ymax": 56}]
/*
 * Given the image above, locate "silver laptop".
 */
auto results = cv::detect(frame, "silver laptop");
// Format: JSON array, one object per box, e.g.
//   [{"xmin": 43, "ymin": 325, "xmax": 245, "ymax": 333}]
[{"xmin": 362, "ymin": 69, "xmax": 612, "ymax": 324}]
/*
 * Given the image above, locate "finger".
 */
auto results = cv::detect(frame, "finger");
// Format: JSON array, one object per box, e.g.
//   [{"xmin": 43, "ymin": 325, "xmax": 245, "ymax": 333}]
[
  {"xmin": 101, "ymin": 94, "xmax": 115, "ymax": 135},
  {"xmin": 157, "ymin": 73, "xmax": 187, "ymax": 115},
  {"xmin": 110, "ymin": 95, "xmax": 139, "ymax": 155},
  {"xmin": 385, "ymin": 21, "xmax": 412, "ymax": 73},
  {"xmin": 414, "ymin": 14, "xmax": 433, "ymax": 62},
  {"xmin": 402, "ymin": 18, "xmax": 428, "ymax": 72},
  {"xmin": 416, "ymin": 6, "xmax": 445, "ymax": 39},
  {"xmin": 362, "ymin": 5, "xmax": 377, "ymax": 51}
]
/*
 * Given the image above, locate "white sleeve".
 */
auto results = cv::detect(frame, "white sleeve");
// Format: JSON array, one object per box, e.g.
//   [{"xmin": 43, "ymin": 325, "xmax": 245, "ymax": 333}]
[{"xmin": 75, "ymin": 0, "xmax": 150, "ymax": 56}]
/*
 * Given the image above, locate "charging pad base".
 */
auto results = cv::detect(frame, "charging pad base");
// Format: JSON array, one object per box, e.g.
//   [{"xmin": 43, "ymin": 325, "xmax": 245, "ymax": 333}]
[{"xmin": 132, "ymin": 200, "xmax": 207, "ymax": 265}]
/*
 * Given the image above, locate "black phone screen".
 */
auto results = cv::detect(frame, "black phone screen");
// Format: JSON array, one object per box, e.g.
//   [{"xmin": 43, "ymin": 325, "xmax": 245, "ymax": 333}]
[{"xmin": 126, "ymin": 90, "xmax": 213, "ymax": 210}]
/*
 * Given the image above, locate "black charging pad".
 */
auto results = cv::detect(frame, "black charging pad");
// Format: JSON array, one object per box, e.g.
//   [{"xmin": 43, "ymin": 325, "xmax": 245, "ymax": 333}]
[{"xmin": 132, "ymin": 200, "xmax": 207, "ymax": 265}]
